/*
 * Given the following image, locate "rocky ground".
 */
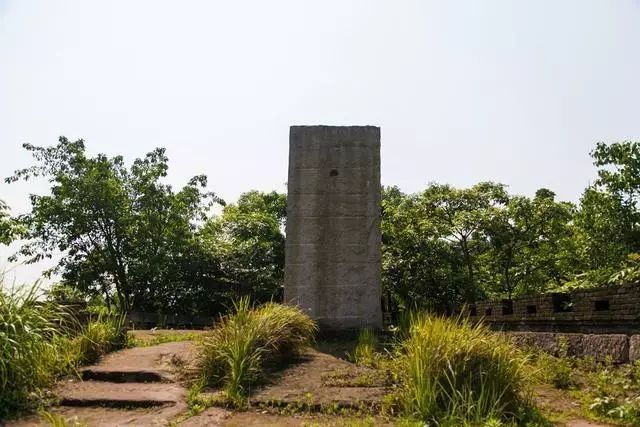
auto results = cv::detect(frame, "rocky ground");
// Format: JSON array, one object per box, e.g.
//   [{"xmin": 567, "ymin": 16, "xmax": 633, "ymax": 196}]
[{"xmin": 7, "ymin": 331, "xmax": 617, "ymax": 427}]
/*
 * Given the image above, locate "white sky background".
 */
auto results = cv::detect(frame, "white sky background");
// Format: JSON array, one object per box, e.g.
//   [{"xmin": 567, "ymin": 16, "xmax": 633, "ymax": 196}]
[{"xmin": 1, "ymin": 0, "xmax": 640, "ymax": 285}]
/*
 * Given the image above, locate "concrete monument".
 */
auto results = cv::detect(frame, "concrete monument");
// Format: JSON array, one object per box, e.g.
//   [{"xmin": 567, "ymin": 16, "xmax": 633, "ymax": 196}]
[{"xmin": 284, "ymin": 125, "xmax": 382, "ymax": 331}]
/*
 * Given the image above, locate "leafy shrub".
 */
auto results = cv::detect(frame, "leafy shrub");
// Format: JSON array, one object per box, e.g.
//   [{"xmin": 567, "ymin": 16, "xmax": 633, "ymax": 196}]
[
  {"xmin": 392, "ymin": 313, "xmax": 532, "ymax": 425},
  {"xmin": 200, "ymin": 298, "xmax": 316, "ymax": 400},
  {"xmin": 589, "ymin": 395, "xmax": 640, "ymax": 423}
]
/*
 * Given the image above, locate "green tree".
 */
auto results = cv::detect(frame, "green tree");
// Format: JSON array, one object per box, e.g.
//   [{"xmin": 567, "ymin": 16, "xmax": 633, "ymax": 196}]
[
  {"xmin": 381, "ymin": 186, "xmax": 465, "ymax": 314},
  {"xmin": 0, "ymin": 200, "xmax": 23, "ymax": 245},
  {"xmin": 484, "ymin": 190, "xmax": 577, "ymax": 298},
  {"xmin": 416, "ymin": 182, "xmax": 508, "ymax": 302},
  {"xmin": 6, "ymin": 137, "xmax": 223, "ymax": 313},
  {"xmin": 201, "ymin": 191, "xmax": 286, "ymax": 304},
  {"xmin": 574, "ymin": 188, "xmax": 631, "ymax": 270},
  {"xmin": 575, "ymin": 141, "xmax": 640, "ymax": 268}
]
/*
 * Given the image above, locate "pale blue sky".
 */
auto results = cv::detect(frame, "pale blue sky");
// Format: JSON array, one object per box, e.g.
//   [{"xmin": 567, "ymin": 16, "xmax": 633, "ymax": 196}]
[{"xmin": 1, "ymin": 0, "xmax": 640, "ymax": 284}]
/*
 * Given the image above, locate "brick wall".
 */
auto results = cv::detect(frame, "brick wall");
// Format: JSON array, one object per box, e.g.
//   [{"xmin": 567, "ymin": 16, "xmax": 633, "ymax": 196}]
[{"xmin": 463, "ymin": 283, "xmax": 640, "ymax": 334}]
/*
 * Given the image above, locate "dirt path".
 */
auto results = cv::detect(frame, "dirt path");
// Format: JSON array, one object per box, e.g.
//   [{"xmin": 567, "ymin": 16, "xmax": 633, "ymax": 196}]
[
  {"xmin": 10, "ymin": 341, "xmax": 200, "ymax": 427},
  {"xmin": 532, "ymin": 385, "xmax": 614, "ymax": 427}
]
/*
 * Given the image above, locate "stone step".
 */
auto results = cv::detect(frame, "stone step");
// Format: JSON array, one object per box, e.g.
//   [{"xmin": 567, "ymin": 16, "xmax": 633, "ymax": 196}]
[
  {"xmin": 80, "ymin": 367, "xmax": 167, "ymax": 383},
  {"xmin": 56, "ymin": 381, "xmax": 185, "ymax": 408}
]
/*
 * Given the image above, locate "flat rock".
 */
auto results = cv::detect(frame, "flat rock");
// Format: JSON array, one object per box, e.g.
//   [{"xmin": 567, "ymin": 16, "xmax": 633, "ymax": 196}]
[
  {"xmin": 55, "ymin": 380, "xmax": 186, "ymax": 408},
  {"xmin": 8, "ymin": 406, "xmax": 188, "ymax": 427},
  {"xmin": 249, "ymin": 349, "xmax": 390, "ymax": 410},
  {"xmin": 80, "ymin": 341, "xmax": 198, "ymax": 383}
]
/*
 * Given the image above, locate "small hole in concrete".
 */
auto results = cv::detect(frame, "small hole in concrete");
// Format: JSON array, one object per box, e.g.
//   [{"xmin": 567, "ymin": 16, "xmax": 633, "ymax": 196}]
[
  {"xmin": 526, "ymin": 305, "xmax": 537, "ymax": 314},
  {"xmin": 329, "ymin": 169, "xmax": 339, "ymax": 177},
  {"xmin": 594, "ymin": 300, "xmax": 610, "ymax": 311},
  {"xmin": 485, "ymin": 307, "xmax": 492, "ymax": 316},
  {"xmin": 469, "ymin": 305, "xmax": 477, "ymax": 316}
]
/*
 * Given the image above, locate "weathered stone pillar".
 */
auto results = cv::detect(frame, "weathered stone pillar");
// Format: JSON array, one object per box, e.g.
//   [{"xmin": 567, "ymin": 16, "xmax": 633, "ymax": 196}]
[{"xmin": 284, "ymin": 125, "xmax": 382, "ymax": 331}]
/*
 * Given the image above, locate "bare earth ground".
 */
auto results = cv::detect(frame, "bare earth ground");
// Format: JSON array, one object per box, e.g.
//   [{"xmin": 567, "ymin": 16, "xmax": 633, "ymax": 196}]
[
  {"xmin": 7, "ymin": 330, "xmax": 617, "ymax": 427},
  {"xmin": 532, "ymin": 385, "xmax": 614, "ymax": 427}
]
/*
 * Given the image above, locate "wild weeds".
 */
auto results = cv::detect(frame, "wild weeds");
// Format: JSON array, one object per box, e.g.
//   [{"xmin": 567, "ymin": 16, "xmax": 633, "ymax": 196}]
[
  {"xmin": 0, "ymin": 284, "xmax": 69, "ymax": 417},
  {"xmin": 75, "ymin": 313, "xmax": 128, "ymax": 364},
  {"xmin": 200, "ymin": 298, "xmax": 317, "ymax": 401},
  {"xmin": 0, "ymin": 283, "xmax": 129, "ymax": 418},
  {"xmin": 349, "ymin": 329, "xmax": 378, "ymax": 367},
  {"xmin": 392, "ymin": 313, "xmax": 532, "ymax": 425}
]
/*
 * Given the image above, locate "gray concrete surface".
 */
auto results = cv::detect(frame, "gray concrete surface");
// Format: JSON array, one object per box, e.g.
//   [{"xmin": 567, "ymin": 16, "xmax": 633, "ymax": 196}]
[{"xmin": 284, "ymin": 126, "xmax": 382, "ymax": 331}]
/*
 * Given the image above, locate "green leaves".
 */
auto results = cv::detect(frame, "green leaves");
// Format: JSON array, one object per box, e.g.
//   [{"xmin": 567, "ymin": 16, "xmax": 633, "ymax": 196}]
[
  {"xmin": 6, "ymin": 137, "xmax": 224, "ymax": 315},
  {"xmin": 200, "ymin": 191, "xmax": 286, "ymax": 304},
  {"xmin": 0, "ymin": 200, "xmax": 24, "ymax": 245}
]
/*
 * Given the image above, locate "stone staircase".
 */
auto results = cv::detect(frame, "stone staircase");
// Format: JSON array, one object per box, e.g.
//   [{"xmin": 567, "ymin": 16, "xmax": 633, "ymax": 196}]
[{"xmin": 12, "ymin": 342, "xmax": 196, "ymax": 426}]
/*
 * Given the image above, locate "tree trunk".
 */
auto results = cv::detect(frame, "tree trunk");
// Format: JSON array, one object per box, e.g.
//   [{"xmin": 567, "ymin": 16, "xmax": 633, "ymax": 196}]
[{"xmin": 460, "ymin": 236, "xmax": 475, "ymax": 302}]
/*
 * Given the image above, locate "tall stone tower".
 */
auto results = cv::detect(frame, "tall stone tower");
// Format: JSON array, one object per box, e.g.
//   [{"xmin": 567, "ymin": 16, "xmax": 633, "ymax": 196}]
[{"xmin": 284, "ymin": 125, "xmax": 382, "ymax": 331}]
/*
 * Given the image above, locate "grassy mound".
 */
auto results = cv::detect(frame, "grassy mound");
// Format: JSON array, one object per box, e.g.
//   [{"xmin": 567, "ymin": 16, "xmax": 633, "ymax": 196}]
[
  {"xmin": 393, "ymin": 313, "xmax": 532, "ymax": 425},
  {"xmin": 200, "ymin": 298, "xmax": 317, "ymax": 400}
]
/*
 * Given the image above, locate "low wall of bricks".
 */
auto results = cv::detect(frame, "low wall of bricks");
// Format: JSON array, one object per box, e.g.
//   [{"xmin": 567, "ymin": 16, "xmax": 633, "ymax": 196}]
[
  {"xmin": 126, "ymin": 312, "xmax": 214, "ymax": 329},
  {"xmin": 458, "ymin": 284, "xmax": 640, "ymax": 362},
  {"xmin": 463, "ymin": 283, "xmax": 640, "ymax": 334}
]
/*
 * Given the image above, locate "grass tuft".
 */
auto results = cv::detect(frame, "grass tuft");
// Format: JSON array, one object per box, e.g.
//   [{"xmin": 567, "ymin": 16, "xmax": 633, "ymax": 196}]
[
  {"xmin": 0, "ymin": 282, "xmax": 129, "ymax": 418},
  {"xmin": 75, "ymin": 313, "xmax": 128, "ymax": 364},
  {"xmin": 199, "ymin": 298, "xmax": 317, "ymax": 400},
  {"xmin": 0, "ymin": 284, "xmax": 69, "ymax": 417},
  {"xmin": 349, "ymin": 329, "xmax": 378, "ymax": 367},
  {"xmin": 392, "ymin": 313, "xmax": 534, "ymax": 425}
]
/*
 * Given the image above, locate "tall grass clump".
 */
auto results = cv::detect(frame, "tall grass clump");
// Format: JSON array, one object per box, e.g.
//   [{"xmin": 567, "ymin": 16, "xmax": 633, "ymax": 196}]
[
  {"xmin": 200, "ymin": 298, "xmax": 317, "ymax": 401},
  {"xmin": 0, "ymin": 280, "xmax": 130, "ymax": 419},
  {"xmin": 0, "ymin": 284, "xmax": 68, "ymax": 418},
  {"xmin": 75, "ymin": 313, "xmax": 128, "ymax": 364},
  {"xmin": 393, "ymin": 313, "xmax": 532, "ymax": 425},
  {"xmin": 350, "ymin": 328, "xmax": 378, "ymax": 367}
]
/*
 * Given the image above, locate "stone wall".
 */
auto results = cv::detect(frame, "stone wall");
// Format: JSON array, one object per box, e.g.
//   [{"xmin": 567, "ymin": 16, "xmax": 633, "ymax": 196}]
[
  {"xmin": 126, "ymin": 312, "xmax": 214, "ymax": 329},
  {"xmin": 507, "ymin": 331, "xmax": 637, "ymax": 363},
  {"xmin": 284, "ymin": 126, "xmax": 383, "ymax": 331},
  {"xmin": 464, "ymin": 283, "xmax": 640, "ymax": 334}
]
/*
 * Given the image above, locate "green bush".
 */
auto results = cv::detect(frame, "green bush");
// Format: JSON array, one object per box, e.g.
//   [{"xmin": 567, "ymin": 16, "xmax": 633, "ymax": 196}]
[
  {"xmin": 200, "ymin": 298, "xmax": 317, "ymax": 400},
  {"xmin": 392, "ymin": 313, "xmax": 532, "ymax": 425}
]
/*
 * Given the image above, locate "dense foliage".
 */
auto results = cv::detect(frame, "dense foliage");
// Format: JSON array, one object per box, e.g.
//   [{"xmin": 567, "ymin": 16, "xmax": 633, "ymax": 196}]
[
  {"xmin": 3, "ymin": 138, "xmax": 640, "ymax": 316},
  {"xmin": 4, "ymin": 139, "xmax": 285, "ymax": 316},
  {"xmin": 0, "ymin": 200, "xmax": 22, "ymax": 244},
  {"xmin": 382, "ymin": 141, "xmax": 640, "ymax": 313}
]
